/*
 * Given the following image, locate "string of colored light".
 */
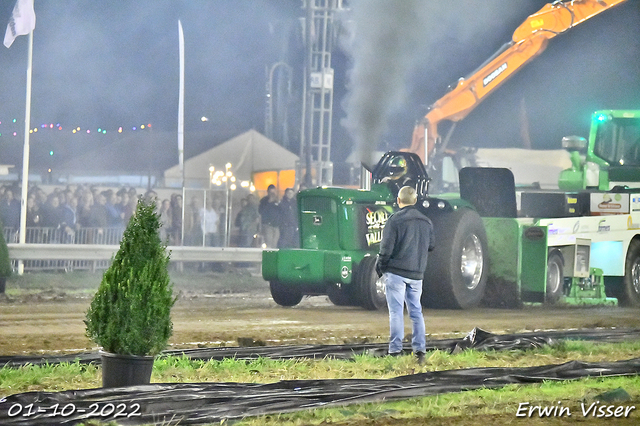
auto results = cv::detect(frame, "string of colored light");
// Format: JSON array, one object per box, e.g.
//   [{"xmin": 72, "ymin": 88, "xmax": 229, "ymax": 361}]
[{"xmin": 0, "ymin": 119, "xmax": 152, "ymax": 137}]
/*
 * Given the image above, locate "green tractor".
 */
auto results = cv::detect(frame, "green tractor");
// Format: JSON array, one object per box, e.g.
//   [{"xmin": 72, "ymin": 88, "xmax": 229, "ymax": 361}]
[
  {"xmin": 262, "ymin": 151, "xmax": 489, "ymax": 310},
  {"xmin": 263, "ymin": 110, "xmax": 640, "ymax": 310}
]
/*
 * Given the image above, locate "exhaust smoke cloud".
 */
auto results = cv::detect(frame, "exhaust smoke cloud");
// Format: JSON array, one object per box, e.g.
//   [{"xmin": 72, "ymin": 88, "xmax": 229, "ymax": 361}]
[
  {"xmin": 340, "ymin": 1, "xmax": 536, "ymax": 166},
  {"xmin": 340, "ymin": 0, "xmax": 429, "ymax": 167}
]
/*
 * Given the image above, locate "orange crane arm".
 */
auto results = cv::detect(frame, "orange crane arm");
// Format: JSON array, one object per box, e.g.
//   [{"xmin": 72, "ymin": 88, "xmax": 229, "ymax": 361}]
[{"xmin": 406, "ymin": 0, "xmax": 627, "ymax": 164}]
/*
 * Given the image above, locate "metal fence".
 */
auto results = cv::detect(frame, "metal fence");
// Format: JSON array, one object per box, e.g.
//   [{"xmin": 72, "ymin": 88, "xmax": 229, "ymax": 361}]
[
  {"xmin": 3, "ymin": 227, "xmax": 126, "ymax": 272},
  {"xmin": 3, "ymin": 226, "xmax": 125, "ymax": 245},
  {"xmin": 3, "ymin": 227, "xmax": 263, "ymax": 273}
]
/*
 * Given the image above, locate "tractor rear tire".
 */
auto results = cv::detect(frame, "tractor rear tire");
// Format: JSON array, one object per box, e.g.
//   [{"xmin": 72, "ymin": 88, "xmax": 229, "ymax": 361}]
[
  {"xmin": 422, "ymin": 208, "xmax": 488, "ymax": 309},
  {"xmin": 619, "ymin": 238, "xmax": 640, "ymax": 307},
  {"xmin": 269, "ymin": 281, "xmax": 303, "ymax": 307},
  {"xmin": 356, "ymin": 255, "xmax": 387, "ymax": 311},
  {"xmin": 545, "ymin": 250, "xmax": 564, "ymax": 304}
]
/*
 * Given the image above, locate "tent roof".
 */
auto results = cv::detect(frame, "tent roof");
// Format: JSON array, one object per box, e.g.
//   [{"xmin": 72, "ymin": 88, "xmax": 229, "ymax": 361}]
[{"xmin": 164, "ymin": 129, "xmax": 298, "ymax": 186}]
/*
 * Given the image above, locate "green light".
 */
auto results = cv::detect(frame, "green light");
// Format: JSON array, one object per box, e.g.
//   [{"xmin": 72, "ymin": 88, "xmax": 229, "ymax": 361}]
[
  {"xmin": 49, "ymin": 151, "xmax": 54, "ymax": 156},
  {"xmin": 595, "ymin": 113, "xmax": 609, "ymax": 122},
  {"xmin": 102, "ymin": 130, "xmax": 106, "ymax": 134}
]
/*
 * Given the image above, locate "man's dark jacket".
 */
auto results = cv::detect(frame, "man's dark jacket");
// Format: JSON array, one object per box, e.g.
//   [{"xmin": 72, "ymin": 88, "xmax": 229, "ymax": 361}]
[
  {"xmin": 259, "ymin": 196, "xmax": 280, "ymax": 227},
  {"xmin": 376, "ymin": 205, "xmax": 435, "ymax": 280}
]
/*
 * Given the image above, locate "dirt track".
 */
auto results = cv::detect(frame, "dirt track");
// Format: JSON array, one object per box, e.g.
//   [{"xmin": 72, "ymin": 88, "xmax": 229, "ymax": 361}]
[{"xmin": 2, "ymin": 276, "xmax": 640, "ymax": 355}]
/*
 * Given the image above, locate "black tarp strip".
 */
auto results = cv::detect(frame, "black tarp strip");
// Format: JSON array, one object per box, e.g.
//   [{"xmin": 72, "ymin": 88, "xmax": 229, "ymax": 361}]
[
  {"xmin": 1, "ymin": 327, "xmax": 639, "ymax": 368},
  {"xmin": 1, "ymin": 357, "xmax": 639, "ymax": 425}
]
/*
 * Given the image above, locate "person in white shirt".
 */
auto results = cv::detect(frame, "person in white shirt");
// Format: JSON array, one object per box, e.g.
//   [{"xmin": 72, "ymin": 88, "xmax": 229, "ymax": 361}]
[{"xmin": 200, "ymin": 197, "xmax": 220, "ymax": 247}]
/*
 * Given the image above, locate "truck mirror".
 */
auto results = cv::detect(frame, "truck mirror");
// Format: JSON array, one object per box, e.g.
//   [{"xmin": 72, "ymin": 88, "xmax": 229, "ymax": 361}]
[{"xmin": 562, "ymin": 135, "xmax": 587, "ymax": 152}]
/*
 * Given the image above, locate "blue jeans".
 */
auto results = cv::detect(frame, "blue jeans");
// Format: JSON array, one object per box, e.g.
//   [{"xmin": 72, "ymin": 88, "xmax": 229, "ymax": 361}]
[{"xmin": 383, "ymin": 272, "xmax": 426, "ymax": 354}]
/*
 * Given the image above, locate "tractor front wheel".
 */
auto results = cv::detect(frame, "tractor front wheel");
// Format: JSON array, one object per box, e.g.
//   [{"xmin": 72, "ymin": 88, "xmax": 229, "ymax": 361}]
[
  {"xmin": 356, "ymin": 255, "xmax": 387, "ymax": 311},
  {"xmin": 269, "ymin": 281, "xmax": 303, "ymax": 307},
  {"xmin": 327, "ymin": 283, "xmax": 356, "ymax": 306}
]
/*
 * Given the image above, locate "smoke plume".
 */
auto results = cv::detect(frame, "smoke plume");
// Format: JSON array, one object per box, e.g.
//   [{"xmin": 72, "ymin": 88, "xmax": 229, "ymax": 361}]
[
  {"xmin": 340, "ymin": 0, "xmax": 429, "ymax": 167},
  {"xmin": 339, "ymin": 1, "xmax": 537, "ymax": 166}
]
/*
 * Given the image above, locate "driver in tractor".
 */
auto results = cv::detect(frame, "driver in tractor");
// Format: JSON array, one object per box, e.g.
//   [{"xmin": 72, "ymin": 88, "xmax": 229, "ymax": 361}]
[{"xmin": 382, "ymin": 156, "xmax": 415, "ymax": 195}]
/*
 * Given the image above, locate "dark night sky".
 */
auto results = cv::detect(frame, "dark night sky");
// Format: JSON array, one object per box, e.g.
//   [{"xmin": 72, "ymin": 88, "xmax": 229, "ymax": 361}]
[{"xmin": 0, "ymin": 0, "xmax": 638, "ymax": 180}]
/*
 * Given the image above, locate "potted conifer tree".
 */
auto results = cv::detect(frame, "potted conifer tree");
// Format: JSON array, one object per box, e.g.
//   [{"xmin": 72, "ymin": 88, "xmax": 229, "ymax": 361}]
[
  {"xmin": 85, "ymin": 198, "xmax": 176, "ymax": 388},
  {"xmin": 0, "ymin": 227, "xmax": 11, "ymax": 294}
]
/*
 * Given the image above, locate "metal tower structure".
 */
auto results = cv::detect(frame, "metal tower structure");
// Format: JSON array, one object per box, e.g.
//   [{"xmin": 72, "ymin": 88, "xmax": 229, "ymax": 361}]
[{"xmin": 300, "ymin": 0, "xmax": 343, "ymax": 187}]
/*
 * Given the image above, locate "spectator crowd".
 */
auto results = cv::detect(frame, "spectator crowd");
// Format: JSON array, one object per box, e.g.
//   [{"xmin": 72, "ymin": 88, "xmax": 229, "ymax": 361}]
[{"xmin": 0, "ymin": 183, "xmax": 300, "ymax": 248}]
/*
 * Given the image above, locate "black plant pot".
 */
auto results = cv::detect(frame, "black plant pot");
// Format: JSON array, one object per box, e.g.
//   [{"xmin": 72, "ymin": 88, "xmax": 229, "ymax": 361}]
[
  {"xmin": 0, "ymin": 277, "xmax": 5, "ymax": 294},
  {"xmin": 100, "ymin": 351, "xmax": 154, "ymax": 388}
]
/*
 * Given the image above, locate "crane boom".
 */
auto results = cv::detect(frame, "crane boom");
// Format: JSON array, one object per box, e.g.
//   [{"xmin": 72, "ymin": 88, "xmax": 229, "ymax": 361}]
[{"xmin": 406, "ymin": 0, "xmax": 627, "ymax": 164}]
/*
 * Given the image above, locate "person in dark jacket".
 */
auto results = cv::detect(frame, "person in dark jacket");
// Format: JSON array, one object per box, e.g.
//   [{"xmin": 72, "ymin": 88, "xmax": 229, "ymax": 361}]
[
  {"xmin": 277, "ymin": 188, "xmax": 299, "ymax": 248},
  {"xmin": 376, "ymin": 186, "xmax": 434, "ymax": 363},
  {"xmin": 0, "ymin": 188, "xmax": 20, "ymax": 230},
  {"xmin": 235, "ymin": 194, "xmax": 260, "ymax": 247},
  {"xmin": 258, "ymin": 184, "xmax": 280, "ymax": 248}
]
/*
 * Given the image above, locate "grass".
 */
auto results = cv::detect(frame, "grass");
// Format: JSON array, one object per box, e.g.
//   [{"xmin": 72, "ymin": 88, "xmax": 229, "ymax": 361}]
[
  {"xmin": 1, "ymin": 340, "xmax": 639, "ymax": 425},
  {"xmin": 0, "ymin": 361, "xmax": 101, "ymax": 396},
  {"xmin": 232, "ymin": 376, "xmax": 640, "ymax": 426},
  {"xmin": 3, "ymin": 339, "xmax": 639, "ymax": 396}
]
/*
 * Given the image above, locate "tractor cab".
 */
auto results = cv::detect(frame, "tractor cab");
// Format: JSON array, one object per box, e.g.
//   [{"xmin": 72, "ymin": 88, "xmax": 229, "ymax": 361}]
[
  {"xmin": 559, "ymin": 110, "xmax": 640, "ymax": 191},
  {"xmin": 371, "ymin": 152, "xmax": 429, "ymax": 199}
]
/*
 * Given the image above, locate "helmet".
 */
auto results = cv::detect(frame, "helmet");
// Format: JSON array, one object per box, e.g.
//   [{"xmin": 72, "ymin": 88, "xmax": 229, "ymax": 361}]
[{"xmin": 387, "ymin": 156, "xmax": 407, "ymax": 179}]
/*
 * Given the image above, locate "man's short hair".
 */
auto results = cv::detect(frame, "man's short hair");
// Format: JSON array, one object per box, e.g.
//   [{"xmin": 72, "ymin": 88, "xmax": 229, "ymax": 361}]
[{"xmin": 398, "ymin": 186, "xmax": 417, "ymax": 205}]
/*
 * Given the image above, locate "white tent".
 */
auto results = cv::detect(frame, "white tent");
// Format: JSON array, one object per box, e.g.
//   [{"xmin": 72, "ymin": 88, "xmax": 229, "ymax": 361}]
[{"xmin": 163, "ymin": 129, "xmax": 299, "ymax": 188}]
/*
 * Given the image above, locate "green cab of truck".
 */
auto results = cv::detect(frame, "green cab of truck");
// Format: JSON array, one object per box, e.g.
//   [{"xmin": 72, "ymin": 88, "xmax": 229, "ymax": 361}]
[{"xmin": 559, "ymin": 110, "xmax": 640, "ymax": 191}]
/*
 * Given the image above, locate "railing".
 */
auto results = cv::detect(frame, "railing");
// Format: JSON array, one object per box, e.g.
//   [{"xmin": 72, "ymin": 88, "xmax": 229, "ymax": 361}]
[
  {"xmin": 3, "ymin": 227, "xmax": 263, "ymax": 272},
  {"xmin": 3, "ymin": 226, "xmax": 125, "ymax": 245}
]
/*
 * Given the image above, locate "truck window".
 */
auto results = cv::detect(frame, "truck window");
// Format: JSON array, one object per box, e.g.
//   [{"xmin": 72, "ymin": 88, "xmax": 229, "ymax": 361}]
[
  {"xmin": 301, "ymin": 196, "xmax": 337, "ymax": 214},
  {"xmin": 594, "ymin": 117, "xmax": 640, "ymax": 166}
]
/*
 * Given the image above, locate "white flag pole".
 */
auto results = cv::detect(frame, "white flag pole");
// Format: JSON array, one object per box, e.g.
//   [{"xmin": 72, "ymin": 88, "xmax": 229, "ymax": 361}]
[
  {"xmin": 178, "ymin": 20, "xmax": 185, "ymax": 247},
  {"xmin": 178, "ymin": 20, "xmax": 185, "ymax": 187},
  {"xmin": 17, "ymin": 29, "xmax": 33, "ymax": 275}
]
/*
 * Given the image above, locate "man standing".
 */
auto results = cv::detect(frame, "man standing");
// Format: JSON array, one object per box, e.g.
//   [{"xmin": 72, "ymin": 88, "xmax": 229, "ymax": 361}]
[
  {"xmin": 259, "ymin": 184, "xmax": 280, "ymax": 248},
  {"xmin": 277, "ymin": 188, "xmax": 299, "ymax": 248},
  {"xmin": 235, "ymin": 194, "xmax": 260, "ymax": 247},
  {"xmin": 376, "ymin": 186, "xmax": 434, "ymax": 364},
  {"xmin": 200, "ymin": 197, "xmax": 220, "ymax": 247}
]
